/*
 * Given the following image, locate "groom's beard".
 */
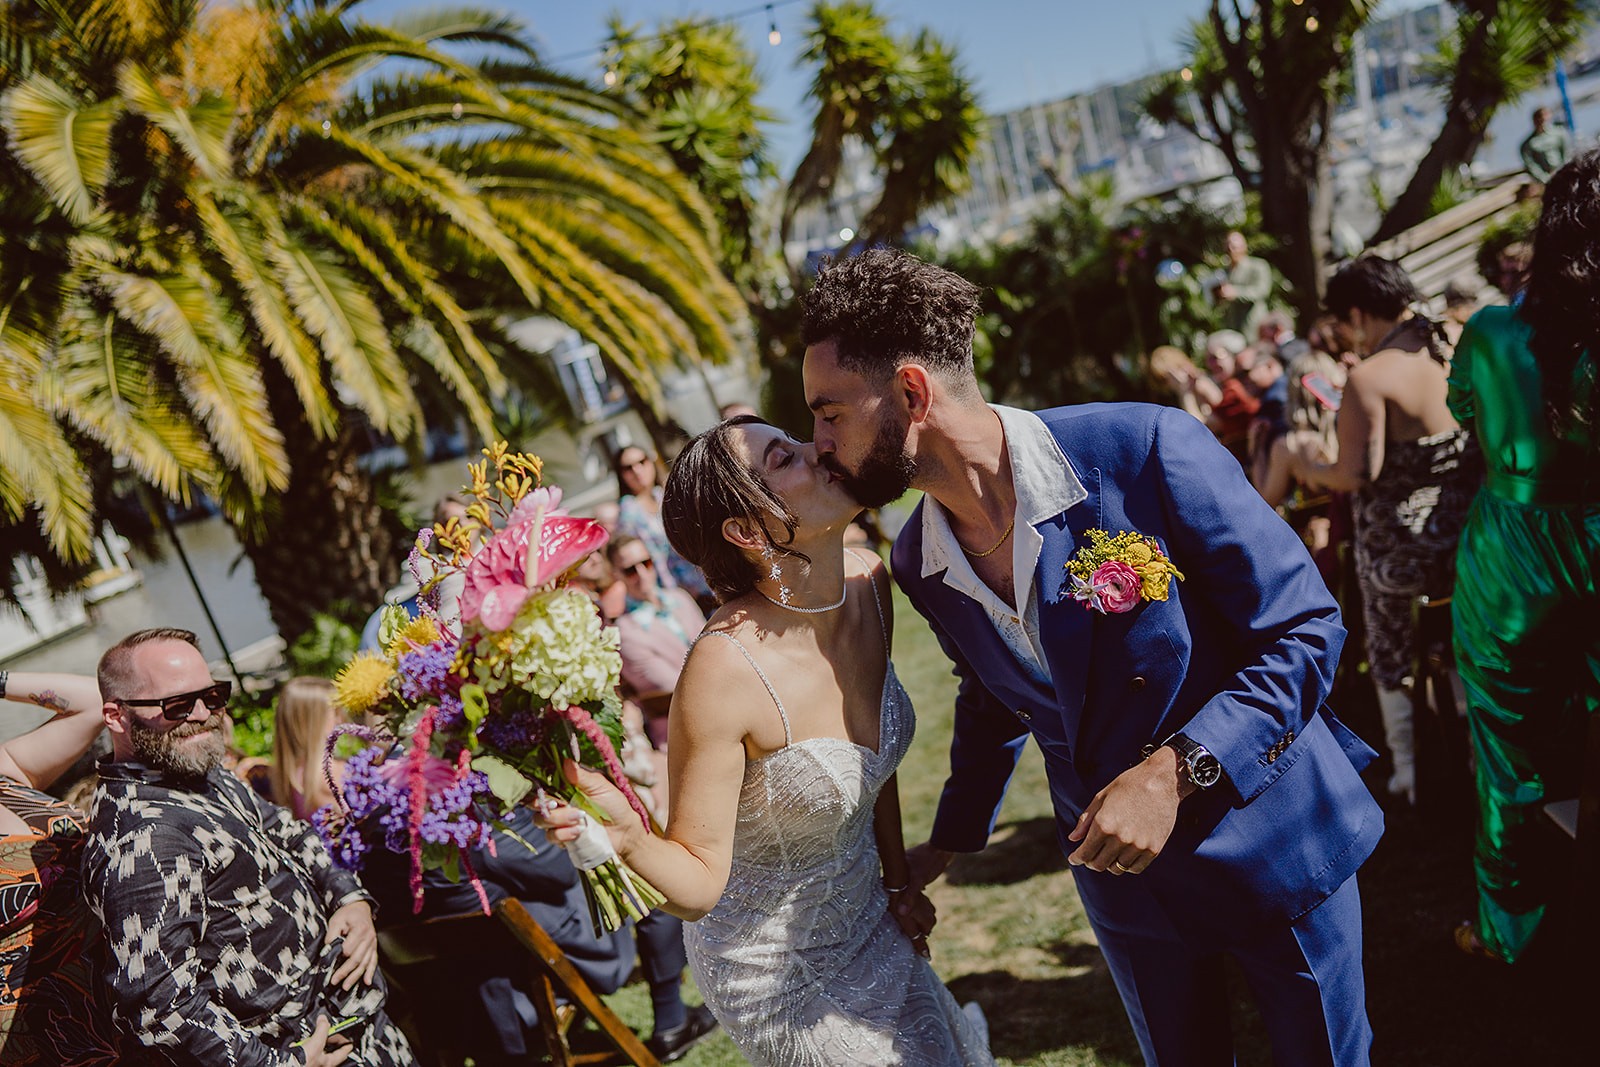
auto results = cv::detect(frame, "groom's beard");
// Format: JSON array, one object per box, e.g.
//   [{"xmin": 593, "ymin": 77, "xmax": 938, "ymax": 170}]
[
  {"xmin": 129, "ymin": 709, "xmax": 228, "ymax": 778},
  {"xmin": 831, "ymin": 411, "xmax": 917, "ymax": 509}
]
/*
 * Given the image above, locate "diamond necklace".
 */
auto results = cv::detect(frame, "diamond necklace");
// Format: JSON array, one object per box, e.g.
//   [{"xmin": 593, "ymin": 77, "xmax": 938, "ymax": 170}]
[{"xmin": 757, "ymin": 584, "xmax": 847, "ymax": 614}]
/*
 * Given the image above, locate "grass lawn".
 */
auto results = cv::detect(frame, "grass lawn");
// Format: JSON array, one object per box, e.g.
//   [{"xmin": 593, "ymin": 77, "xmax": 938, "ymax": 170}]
[{"xmin": 588, "ymin": 587, "xmax": 1585, "ymax": 1065}]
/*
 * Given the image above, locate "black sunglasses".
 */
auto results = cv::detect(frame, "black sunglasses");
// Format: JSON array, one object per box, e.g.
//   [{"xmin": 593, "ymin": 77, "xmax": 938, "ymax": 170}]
[
  {"xmin": 117, "ymin": 681, "xmax": 232, "ymax": 721},
  {"xmin": 620, "ymin": 559, "xmax": 654, "ymax": 577}
]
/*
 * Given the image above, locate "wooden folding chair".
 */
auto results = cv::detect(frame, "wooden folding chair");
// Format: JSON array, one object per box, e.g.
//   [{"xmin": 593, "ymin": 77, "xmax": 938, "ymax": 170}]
[{"xmin": 378, "ymin": 901, "xmax": 660, "ymax": 1067}]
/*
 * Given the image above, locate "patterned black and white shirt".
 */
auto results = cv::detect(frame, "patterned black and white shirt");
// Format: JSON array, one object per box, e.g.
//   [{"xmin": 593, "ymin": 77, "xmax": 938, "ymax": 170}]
[{"xmin": 81, "ymin": 761, "xmax": 414, "ymax": 1067}]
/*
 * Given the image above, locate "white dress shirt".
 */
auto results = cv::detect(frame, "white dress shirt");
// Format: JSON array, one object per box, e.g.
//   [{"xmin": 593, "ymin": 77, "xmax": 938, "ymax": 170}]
[{"xmin": 919, "ymin": 405, "xmax": 1088, "ymax": 684}]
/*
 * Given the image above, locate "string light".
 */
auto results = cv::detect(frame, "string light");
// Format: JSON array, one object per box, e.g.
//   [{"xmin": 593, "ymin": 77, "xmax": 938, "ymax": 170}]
[
  {"xmin": 603, "ymin": 68, "xmax": 618, "ymax": 87},
  {"xmin": 1305, "ymin": 15, "xmax": 1319, "ymax": 31},
  {"xmin": 1180, "ymin": 67, "xmax": 1193, "ymax": 82},
  {"xmin": 551, "ymin": 0, "xmax": 806, "ymax": 69}
]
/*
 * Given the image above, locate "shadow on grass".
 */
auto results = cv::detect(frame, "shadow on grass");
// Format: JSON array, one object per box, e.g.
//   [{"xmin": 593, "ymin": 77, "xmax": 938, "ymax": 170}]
[
  {"xmin": 949, "ymin": 956, "xmax": 1144, "ymax": 1067},
  {"xmin": 946, "ymin": 816, "xmax": 1069, "ymax": 886}
]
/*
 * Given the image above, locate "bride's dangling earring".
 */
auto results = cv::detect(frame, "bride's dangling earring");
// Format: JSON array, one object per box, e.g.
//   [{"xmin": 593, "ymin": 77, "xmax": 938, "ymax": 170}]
[{"xmin": 761, "ymin": 542, "xmax": 792, "ymax": 606}]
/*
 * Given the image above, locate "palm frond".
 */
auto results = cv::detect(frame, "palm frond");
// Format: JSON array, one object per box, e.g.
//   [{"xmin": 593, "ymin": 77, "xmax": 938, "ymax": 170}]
[
  {"xmin": 99, "ymin": 265, "xmax": 289, "ymax": 493},
  {"xmin": 117, "ymin": 61, "xmax": 233, "ymax": 179},
  {"xmin": 192, "ymin": 186, "xmax": 336, "ymax": 435},
  {"xmin": 0, "ymin": 72, "xmax": 117, "ymax": 222},
  {"xmin": 269, "ymin": 231, "xmax": 419, "ymax": 438}
]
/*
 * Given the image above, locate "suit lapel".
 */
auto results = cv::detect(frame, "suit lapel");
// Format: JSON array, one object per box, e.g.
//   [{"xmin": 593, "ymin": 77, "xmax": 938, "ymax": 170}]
[{"xmin": 1036, "ymin": 466, "xmax": 1101, "ymax": 751}]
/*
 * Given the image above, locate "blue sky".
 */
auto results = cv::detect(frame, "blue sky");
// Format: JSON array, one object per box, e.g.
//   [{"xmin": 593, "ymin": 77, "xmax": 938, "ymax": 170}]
[{"xmin": 365, "ymin": 0, "xmax": 1437, "ymax": 165}]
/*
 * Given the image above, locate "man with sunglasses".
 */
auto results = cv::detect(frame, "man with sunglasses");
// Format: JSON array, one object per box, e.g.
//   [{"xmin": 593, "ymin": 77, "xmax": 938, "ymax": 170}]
[{"xmin": 79, "ymin": 628, "xmax": 416, "ymax": 1067}]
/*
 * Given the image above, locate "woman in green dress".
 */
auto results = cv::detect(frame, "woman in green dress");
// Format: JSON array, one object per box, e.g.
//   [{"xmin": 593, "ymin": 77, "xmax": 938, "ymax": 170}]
[{"xmin": 1449, "ymin": 147, "xmax": 1600, "ymax": 963}]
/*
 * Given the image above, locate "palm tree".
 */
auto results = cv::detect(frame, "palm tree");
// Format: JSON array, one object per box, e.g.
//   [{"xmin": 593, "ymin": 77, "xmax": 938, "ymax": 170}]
[
  {"xmin": 0, "ymin": 0, "xmax": 744, "ymax": 639},
  {"xmin": 1371, "ymin": 0, "xmax": 1589, "ymax": 242}
]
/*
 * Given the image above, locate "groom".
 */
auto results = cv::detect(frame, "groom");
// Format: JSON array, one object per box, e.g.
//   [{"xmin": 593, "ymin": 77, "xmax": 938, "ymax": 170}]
[{"xmin": 801, "ymin": 249, "xmax": 1383, "ymax": 1066}]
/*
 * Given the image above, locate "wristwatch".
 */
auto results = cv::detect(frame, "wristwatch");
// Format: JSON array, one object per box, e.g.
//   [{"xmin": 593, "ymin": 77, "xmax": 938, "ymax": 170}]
[{"xmin": 1166, "ymin": 734, "xmax": 1223, "ymax": 790}]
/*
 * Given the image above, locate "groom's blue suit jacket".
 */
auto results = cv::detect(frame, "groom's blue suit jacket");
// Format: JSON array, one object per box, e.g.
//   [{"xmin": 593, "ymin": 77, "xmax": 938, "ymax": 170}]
[{"xmin": 892, "ymin": 403, "xmax": 1384, "ymax": 939}]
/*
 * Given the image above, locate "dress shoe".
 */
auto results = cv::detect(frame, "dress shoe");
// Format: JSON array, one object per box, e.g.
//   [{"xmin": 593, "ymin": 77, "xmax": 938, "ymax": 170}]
[{"xmin": 647, "ymin": 1004, "xmax": 719, "ymax": 1062}]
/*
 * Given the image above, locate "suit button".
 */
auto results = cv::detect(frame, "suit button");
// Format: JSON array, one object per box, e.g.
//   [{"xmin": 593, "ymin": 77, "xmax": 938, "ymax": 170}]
[
  {"xmin": 1129, "ymin": 676, "xmax": 1146, "ymax": 691},
  {"xmin": 1016, "ymin": 708, "xmax": 1032, "ymax": 723}
]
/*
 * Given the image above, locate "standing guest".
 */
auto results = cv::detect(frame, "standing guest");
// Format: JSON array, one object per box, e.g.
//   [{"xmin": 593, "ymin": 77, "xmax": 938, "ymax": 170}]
[
  {"xmin": 269, "ymin": 677, "xmax": 345, "ymax": 822},
  {"xmin": 1449, "ymin": 149, "xmax": 1600, "ymax": 963},
  {"xmin": 614, "ymin": 444, "xmax": 716, "ymax": 611},
  {"xmin": 1494, "ymin": 240, "xmax": 1534, "ymax": 301},
  {"xmin": 803, "ymin": 249, "xmax": 1381, "ymax": 1066},
  {"xmin": 1519, "ymin": 106, "xmax": 1572, "ymax": 185},
  {"xmin": 366, "ymin": 805, "xmax": 717, "ymax": 1064},
  {"xmin": 1216, "ymin": 230, "xmax": 1274, "ymax": 336},
  {"xmin": 1297, "ymin": 258, "xmax": 1482, "ymax": 804},
  {"xmin": 1255, "ymin": 349, "xmax": 1346, "ymax": 510},
  {"xmin": 608, "ymin": 535, "xmax": 707, "ymax": 748},
  {"xmin": 0, "ymin": 671, "xmax": 144, "ymax": 1065},
  {"xmin": 1245, "ymin": 345, "xmax": 1289, "ymax": 489},
  {"xmin": 80, "ymin": 628, "xmax": 414, "ymax": 1067}
]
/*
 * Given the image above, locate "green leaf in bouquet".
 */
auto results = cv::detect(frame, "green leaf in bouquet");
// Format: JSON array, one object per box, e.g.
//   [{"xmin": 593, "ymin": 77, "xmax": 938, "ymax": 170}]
[
  {"xmin": 375, "ymin": 604, "xmax": 412, "ymax": 651},
  {"xmin": 420, "ymin": 841, "xmax": 459, "ymax": 880},
  {"xmin": 460, "ymin": 683, "xmax": 490, "ymax": 743},
  {"xmin": 473, "ymin": 752, "xmax": 533, "ymax": 808}
]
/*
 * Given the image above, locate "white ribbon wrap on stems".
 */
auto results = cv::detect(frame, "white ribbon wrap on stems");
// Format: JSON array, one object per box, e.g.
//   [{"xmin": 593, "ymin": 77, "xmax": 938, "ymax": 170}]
[{"xmin": 563, "ymin": 812, "xmax": 617, "ymax": 872}]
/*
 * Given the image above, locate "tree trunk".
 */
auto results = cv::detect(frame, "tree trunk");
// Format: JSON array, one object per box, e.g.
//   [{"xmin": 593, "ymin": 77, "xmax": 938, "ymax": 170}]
[
  {"xmin": 238, "ymin": 366, "xmax": 409, "ymax": 645},
  {"xmin": 1256, "ymin": 132, "xmax": 1328, "ymax": 320}
]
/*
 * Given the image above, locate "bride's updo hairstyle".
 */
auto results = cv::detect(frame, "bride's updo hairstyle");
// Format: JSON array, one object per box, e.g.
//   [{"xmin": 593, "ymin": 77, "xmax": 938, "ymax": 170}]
[{"xmin": 662, "ymin": 415, "xmax": 806, "ymax": 603}]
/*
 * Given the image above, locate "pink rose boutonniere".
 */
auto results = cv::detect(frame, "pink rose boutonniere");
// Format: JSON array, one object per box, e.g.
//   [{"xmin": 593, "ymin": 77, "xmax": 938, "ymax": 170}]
[{"xmin": 1067, "ymin": 529, "xmax": 1185, "ymax": 615}]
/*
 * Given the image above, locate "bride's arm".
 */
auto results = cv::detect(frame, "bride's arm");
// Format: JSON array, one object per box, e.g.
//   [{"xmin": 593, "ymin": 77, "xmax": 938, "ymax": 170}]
[
  {"xmin": 545, "ymin": 636, "xmax": 754, "ymax": 921},
  {"xmin": 874, "ymin": 773, "xmax": 936, "ymax": 951}
]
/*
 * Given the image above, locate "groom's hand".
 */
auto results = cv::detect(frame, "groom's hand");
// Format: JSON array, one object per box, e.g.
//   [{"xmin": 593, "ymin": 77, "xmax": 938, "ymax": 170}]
[
  {"xmin": 1066, "ymin": 746, "xmax": 1191, "ymax": 875},
  {"xmin": 905, "ymin": 843, "xmax": 955, "ymax": 893}
]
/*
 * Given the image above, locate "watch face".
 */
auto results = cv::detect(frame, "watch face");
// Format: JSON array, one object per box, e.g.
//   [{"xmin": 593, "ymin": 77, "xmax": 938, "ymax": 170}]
[{"xmin": 1188, "ymin": 751, "xmax": 1223, "ymax": 788}]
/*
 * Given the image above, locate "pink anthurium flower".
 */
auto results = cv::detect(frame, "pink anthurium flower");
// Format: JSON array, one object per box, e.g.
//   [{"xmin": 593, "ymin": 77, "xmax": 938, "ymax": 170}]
[{"xmin": 460, "ymin": 495, "xmax": 609, "ymax": 631}]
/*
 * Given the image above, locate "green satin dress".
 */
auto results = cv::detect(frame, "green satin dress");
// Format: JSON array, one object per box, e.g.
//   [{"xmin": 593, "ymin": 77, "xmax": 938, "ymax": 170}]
[{"xmin": 1447, "ymin": 304, "xmax": 1599, "ymax": 963}]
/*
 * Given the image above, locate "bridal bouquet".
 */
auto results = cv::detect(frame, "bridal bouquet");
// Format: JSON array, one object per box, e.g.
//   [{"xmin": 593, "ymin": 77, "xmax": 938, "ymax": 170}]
[{"xmin": 313, "ymin": 443, "xmax": 663, "ymax": 932}]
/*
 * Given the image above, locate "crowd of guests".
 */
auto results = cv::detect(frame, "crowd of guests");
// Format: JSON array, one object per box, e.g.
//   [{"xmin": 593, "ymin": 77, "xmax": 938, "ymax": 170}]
[{"xmin": 1158, "ymin": 147, "xmax": 1600, "ymax": 966}]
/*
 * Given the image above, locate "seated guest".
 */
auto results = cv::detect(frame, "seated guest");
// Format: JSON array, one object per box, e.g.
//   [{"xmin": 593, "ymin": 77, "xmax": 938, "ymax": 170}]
[
  {"xmin": 1201, "ymin": 331, "xmax": 1261, "ymax": 462},
  {"xmin": 269, "ymin": 677, "xmax": 345, "ymax": 821},
  {"xmin": 607, "ymin": 535, "xmax": 706, "ymax": 748},
  {"xmin": 572, "ymin": 549, "xmax": 626, "ymax": 623},
  {"xmin": 0, "ymin": 671, "xmax": 144, "ymax": 1066},
  {"xmin": 80, "ymin": 628, "xmax": 414, "ymax": 1067},
  {"xmin": 365, "ymin": 806, "xmax": 716, "ymax": 1065}
]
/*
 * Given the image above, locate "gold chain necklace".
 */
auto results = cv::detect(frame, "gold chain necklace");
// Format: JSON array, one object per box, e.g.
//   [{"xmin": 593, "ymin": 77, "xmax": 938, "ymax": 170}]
[{"xmin": 963, "ymin": 516, "xmax": 1015, "ymax": 559}]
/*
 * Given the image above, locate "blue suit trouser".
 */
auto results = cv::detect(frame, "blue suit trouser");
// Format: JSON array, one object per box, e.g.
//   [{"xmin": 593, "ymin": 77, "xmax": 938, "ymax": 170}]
[{"xmin": 1079, "ymin": 871, "xmax": 1371, "ymax": 1066}]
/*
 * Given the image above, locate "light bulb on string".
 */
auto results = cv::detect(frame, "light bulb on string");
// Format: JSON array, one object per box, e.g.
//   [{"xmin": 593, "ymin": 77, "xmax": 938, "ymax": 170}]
[
  {"xmin": 603, "ymin": 67, "xmax": 617, "ymax": 87},
  {"xmin": 767, "ymin": 5, "xmax": 781, "ymax": 46},
  {"xmin": 1305, "ymin": 15, "xmax": 1319, "ymax": 31}
]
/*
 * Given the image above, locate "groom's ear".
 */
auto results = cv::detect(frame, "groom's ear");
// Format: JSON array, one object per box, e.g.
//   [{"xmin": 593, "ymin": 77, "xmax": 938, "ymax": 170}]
[{"xmin": 895, "ymin": 363, "xmax": 935, "ymax": 424}]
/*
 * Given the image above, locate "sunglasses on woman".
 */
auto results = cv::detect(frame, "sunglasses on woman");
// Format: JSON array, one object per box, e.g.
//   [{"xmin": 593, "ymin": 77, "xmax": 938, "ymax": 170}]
[{"xmin": 117, "ymin": 680, "xmax": 233, "ymax": 721}]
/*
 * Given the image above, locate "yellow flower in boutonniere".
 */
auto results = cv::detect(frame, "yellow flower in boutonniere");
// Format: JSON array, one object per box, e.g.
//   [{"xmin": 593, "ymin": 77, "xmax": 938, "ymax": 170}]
[{"xmin": 1066, "ymin": 529, "xmax": 1185, "ymax": 614}]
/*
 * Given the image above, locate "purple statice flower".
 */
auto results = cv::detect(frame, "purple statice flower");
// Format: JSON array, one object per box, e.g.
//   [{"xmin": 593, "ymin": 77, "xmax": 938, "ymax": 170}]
[
  {"xmin": 397, "ymin": 641, "xmax": 458, "ymax": 703},
  {"xmin": 313, "ymin": 805, "xmax": 371, "ymax": 870},
  {"xmin": 476, "ymin": 705, "xmax": 549, "ymax": 759},
  {"xmin": 433, "ymin": 693, "xmax": 466, "ymax": 731},
  {"xmin": 418, "ymin": 771, "xmax": 494, "ymax": 851}
]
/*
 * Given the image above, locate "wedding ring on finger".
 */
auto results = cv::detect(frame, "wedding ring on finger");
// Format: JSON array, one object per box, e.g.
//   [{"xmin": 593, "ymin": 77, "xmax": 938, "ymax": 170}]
[{"xmin": 1110, "ymin": 860, "xmax": 1134, "ymax": 875}]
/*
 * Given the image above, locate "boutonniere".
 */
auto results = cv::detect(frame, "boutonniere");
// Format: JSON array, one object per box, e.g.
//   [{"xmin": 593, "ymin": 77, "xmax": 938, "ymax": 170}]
[{"xmin": 1066, "ymin": 529, "xmax": 1185, "ymax": 615}]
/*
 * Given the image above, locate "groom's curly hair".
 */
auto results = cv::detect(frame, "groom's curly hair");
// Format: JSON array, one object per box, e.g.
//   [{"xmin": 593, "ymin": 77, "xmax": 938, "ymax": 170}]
[
  {"xmin": 801, "ymin": 248, "xmax": 982, "ymax": 394},
  {"xmin": 662, "ymin": 415, "xmax": 806, "ymax": 604}
]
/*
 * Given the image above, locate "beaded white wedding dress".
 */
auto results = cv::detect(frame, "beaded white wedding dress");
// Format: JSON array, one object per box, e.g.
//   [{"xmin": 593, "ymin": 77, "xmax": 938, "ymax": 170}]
[{"xmin": 682, "ymin": 588, "xmax": 994, "ymax": 1066}]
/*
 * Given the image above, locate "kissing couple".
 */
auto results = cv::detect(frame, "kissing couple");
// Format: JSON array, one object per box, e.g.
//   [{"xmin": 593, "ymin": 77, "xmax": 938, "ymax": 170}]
[{"xmin": 540, "ymin": 250, "xmax": 1382, "ymax": 1066}]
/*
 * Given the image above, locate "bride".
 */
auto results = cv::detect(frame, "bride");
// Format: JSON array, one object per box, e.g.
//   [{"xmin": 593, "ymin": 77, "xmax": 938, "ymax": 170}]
[{"xmin": 539, "ymin": 416, "xmax": 993, "ymax": 1065}]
